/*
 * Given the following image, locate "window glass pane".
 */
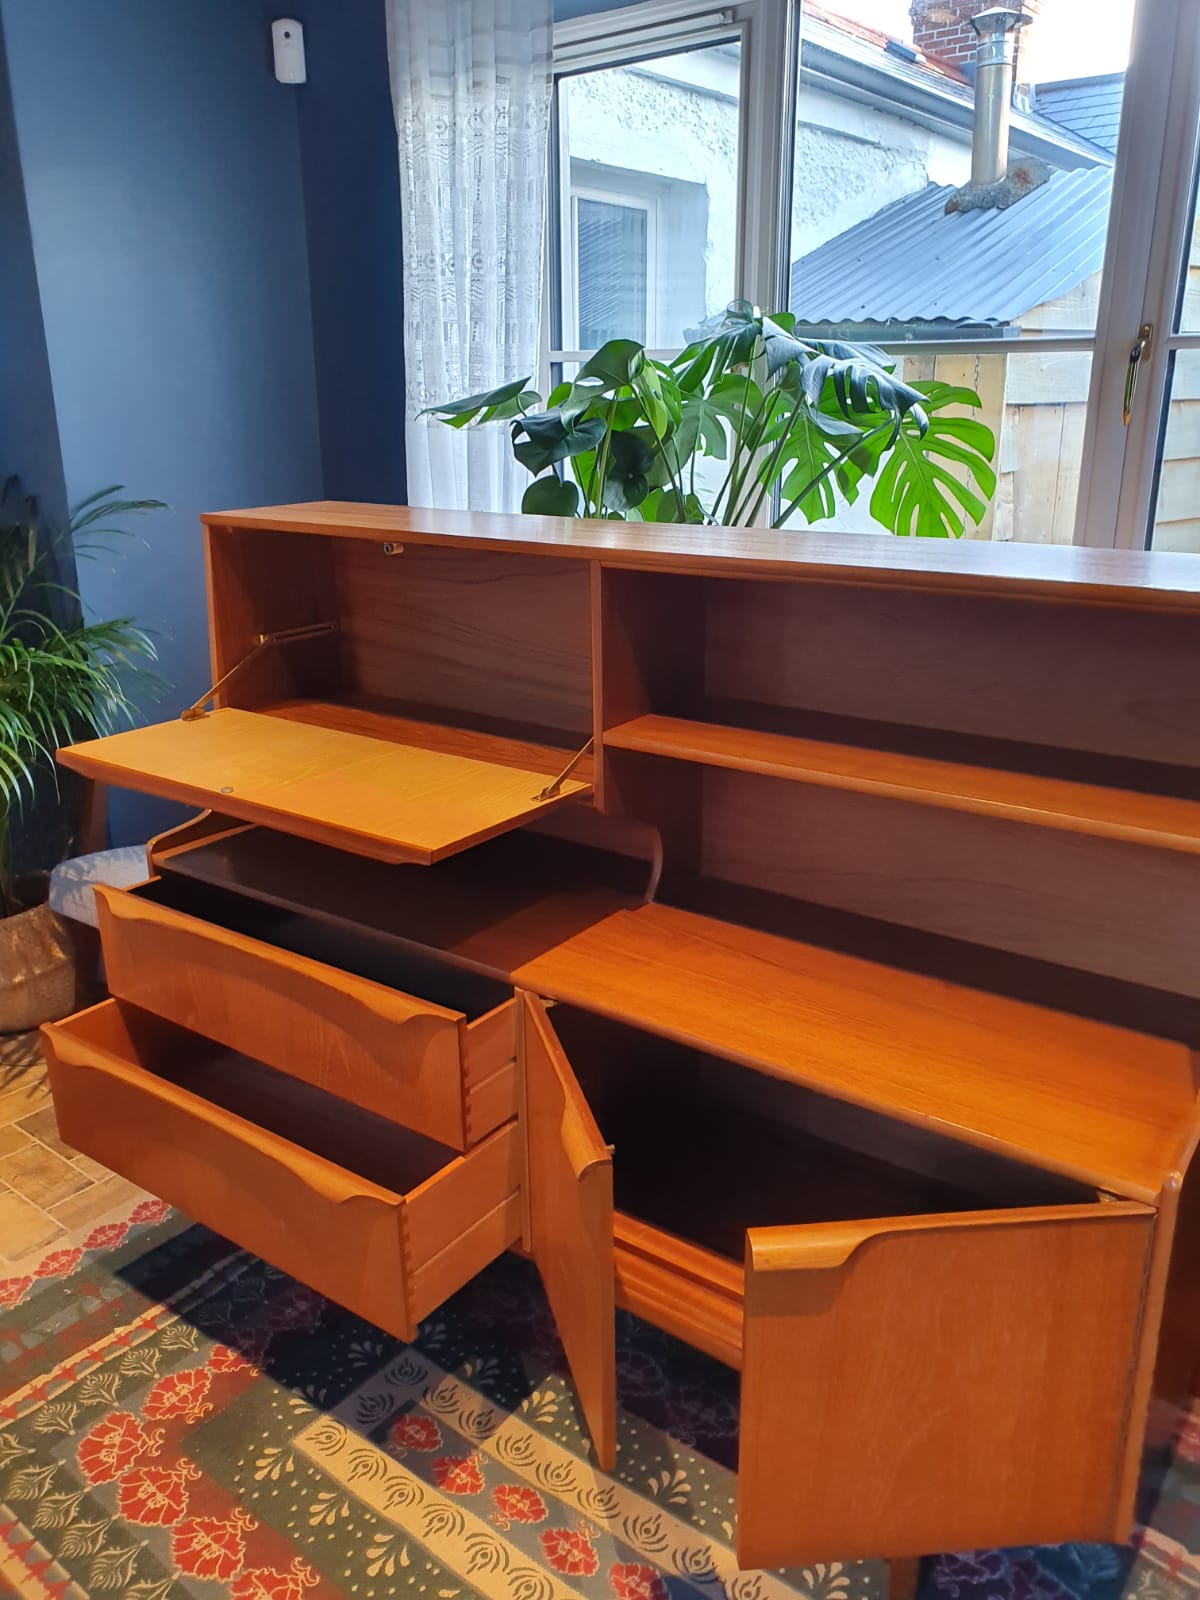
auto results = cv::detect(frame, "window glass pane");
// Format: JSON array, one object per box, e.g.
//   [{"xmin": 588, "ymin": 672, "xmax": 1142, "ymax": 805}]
[
  {"xmin": 1148, "ymin": 351, "xmax": 1200, "ymax": 551},
  {"xmin": 557, "ymin": 41, "xmax": 741, "ymax": 351},
  {"xmin": 576, "ymin": 198, "xmax": 649, "ymax": 348},
  {"xmin": 1172, "ymin": 169, "xmax": 1200, "ymax": 333},
  {"xmin": 789, "ymin": 0, "xmax": 1134, "ymax": 337},
  {"xmin": 778, "ymin": 350, "xmax": 1091, "ymax": 543}
]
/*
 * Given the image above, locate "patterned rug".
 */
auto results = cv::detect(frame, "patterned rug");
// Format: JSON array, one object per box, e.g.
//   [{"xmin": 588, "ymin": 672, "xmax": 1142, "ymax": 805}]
[{"xmin": 1, "ymin": 1203, "xmax": 1199, "ymax": 1600}]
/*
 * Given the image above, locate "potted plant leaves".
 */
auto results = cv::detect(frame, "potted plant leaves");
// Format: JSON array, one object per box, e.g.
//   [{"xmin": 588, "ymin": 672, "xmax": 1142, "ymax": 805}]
[
  {"xmin": 426, "ymin": 301, "xmax": 997, "ymax": 537},
  {"xmin": 0, "ymin": 480, "xmax": 163, "ymax": 1031}
]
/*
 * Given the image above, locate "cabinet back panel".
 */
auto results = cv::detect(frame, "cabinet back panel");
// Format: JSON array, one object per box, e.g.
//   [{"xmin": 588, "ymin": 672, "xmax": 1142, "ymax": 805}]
[
  {"xmin": 332, "ymin": 543, "xmax": 592, "ymax": 737},
  {"xmin": 701, "ymin": 768, "xmax": 1200, "ymax": 996},
  {"xmin": 703, "ymin": 580, "xmax": 1200, "ymax": 766}
]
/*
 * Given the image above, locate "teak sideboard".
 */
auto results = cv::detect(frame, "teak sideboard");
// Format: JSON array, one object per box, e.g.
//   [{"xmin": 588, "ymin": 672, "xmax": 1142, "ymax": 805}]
[{"xmin": 41, "ymin": 502, "xmax": 1200, "ymax": 1572}]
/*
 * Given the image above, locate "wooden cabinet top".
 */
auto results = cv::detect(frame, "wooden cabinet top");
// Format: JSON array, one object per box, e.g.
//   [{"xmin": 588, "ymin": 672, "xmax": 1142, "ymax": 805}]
[{"xmin": 202, "ymin": 501, "xmax": 1200, "ymax": 612}]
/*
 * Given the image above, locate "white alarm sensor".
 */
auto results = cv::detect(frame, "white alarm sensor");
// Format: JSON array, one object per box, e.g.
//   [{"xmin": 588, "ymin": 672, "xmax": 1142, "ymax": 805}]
[{"xmin": 272, "ymin": 19, "xmax": 306, "ymax": 85}]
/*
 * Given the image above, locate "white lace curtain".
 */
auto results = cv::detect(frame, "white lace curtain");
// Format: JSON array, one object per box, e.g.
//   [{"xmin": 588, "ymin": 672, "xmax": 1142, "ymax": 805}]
[{"xmin": 387, "ymin": 0, "xmax": 553, "ymax": 511}]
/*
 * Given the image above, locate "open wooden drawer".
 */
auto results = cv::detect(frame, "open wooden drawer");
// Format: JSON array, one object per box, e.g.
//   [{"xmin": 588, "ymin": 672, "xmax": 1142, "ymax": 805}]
[
  {"xmin": 41, "ymin": 1000, "xmax": 525, "ymax": 1343},
  {"xmin": 546, "ymin": 1006, "xmax": 1159, "ymax": 1567},
  {"xmin": 40, "ymin": 994, "xmax": 619, "ymax": 1471},
  {"xmin": 93, "ymin": 875, "xmax": 517, "ymax": 1150}
]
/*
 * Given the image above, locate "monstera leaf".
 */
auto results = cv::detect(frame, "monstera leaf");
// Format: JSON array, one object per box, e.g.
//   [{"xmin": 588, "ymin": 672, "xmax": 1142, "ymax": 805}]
[
  {"xmin": 511, "ymin": 411, "xmax": 606, "ymax": 474},
  {"xmin": 521, "ymin": 476, "xmax": 580, "ymax": 516},
  {"xmin": 600, "ymin": 429, "xmax": 656, "ymax": 512},
  {"xmin": 869, "ymin": 382, "xmax": 997, "ymax": 538},
  {"xmin": 772, "ymin": 409, "xmax": 882, "ymax": 525},
  {"xmin": 421, "ymin": 377, "xmax": 539, "ymax": 429}
]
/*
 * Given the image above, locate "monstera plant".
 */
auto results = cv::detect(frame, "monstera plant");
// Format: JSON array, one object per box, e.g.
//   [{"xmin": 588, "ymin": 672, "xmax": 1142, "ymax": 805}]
[{"xmin": 426, "ymin": 301, "xmax": 997, "ymax": 537}]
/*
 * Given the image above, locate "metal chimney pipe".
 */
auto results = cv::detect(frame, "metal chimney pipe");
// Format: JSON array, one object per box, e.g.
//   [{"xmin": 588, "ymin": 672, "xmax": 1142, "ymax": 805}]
[{"xmin": 969, "ymin": 6, "xmax": 1032, "ymax": 186}]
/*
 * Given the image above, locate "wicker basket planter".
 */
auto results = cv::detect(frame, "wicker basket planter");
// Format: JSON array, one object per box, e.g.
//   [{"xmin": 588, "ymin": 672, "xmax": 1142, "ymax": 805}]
[{"xmin": 0, "ymin": 900, "xmax": 78, "ymax": 1033}]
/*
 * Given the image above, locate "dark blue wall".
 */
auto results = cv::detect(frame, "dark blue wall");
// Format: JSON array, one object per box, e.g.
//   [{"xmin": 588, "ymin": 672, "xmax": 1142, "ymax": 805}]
[
  {"xmin": 0, "ymin": 0, "xmax": 324, "ymax": 844},
  {"xmin": 293, "ymin": 0, "xmax": 407, "ymax": 502},
  {"xmin": 0, "ymin": 19, "xmax": 66, "ymax": 532}
]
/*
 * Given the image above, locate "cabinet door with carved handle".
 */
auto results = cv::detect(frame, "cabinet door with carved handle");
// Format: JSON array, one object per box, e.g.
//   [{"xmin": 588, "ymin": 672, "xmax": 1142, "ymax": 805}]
[{"xmin": 738, "ymin": 1203, "xmax": 1155, "ymax": 1567}]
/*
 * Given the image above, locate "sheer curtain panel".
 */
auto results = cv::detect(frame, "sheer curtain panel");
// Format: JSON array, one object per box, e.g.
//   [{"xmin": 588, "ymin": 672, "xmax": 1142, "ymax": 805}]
[{"xmin": 388, "ymin": 0, "xmax": 552, "ymax": 511}]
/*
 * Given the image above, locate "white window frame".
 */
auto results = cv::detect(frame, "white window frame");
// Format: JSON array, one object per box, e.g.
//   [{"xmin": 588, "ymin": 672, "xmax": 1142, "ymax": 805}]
[
  {"xmin": 547, "ymin": 0, "xmax": 1200, "ymax": 550},
  {"xmin": 1074, "ymin": 0, "xmax": 1200, "ymax": 548}
]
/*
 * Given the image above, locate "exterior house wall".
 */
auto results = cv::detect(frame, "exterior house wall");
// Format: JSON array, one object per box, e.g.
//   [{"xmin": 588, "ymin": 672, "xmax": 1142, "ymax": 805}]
[
  {"xmin": 561, "ymin": 55, "xmax": 740, "ymax": 339},
  {"xmin": 566, "ymin": 53, "xmax": 972, "ymax": 327},
  {"xmin": 793, "ymin": 84, "xmax": 968, "ymax": 259}
]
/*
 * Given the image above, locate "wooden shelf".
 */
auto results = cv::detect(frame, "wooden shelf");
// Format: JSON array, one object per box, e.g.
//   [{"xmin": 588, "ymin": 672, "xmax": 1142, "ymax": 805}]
[
  {"xmin": 60, "ymin": 704, "xmax": 591, "ymax": 866},
  {"xmin": 605, "ymin": 713, "xmax": 1200, "ymax": 855},
  {"xmin": 518, "ymin": 901, "xmax": 1200, "ymax": 1203}
]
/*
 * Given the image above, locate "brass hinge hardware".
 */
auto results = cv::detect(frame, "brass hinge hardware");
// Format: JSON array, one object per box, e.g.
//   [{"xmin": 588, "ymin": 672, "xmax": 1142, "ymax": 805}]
[
  {"xmin": 1123, "ymin": 323, "xmax": 1154, "ymax": 426},
  {"xmin": 534, "ymin": 736, "xmax": 594, "ymax": 801},
  {"xmin": 180, "ymin": 621, "xmax": 339, "ymax": 721}
]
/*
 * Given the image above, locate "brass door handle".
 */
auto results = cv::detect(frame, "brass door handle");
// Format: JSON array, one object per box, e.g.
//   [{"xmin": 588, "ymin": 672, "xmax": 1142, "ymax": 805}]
[{"xmin": 1123, "ymin": 323, "xmax": 1154, "ymax": 426}]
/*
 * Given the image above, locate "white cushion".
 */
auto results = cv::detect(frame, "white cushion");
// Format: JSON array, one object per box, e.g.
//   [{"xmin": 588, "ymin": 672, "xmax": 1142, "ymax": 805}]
[{"xmin": 49, "ymin": 846, "xmax": 148, "ymax": 928}]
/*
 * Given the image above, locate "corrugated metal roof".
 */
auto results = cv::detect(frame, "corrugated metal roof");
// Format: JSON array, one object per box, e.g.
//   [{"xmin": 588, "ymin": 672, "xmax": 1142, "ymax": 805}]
[
  {"xmin": 1034, "ymin": 75, "xmax": 1124, "ymax": 156},
  {"xmin": 789, "ymin": 167, "xmax": 1113, "ymax": 329}
]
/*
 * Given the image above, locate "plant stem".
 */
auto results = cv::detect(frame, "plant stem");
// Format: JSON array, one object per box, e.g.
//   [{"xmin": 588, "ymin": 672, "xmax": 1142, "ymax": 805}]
[
  {"xmin": 729, "ymin": 389, "xmax": 793, "ymax": 526},
  {"xmin": 716, "ymin": 363, "xmax": 759, "ymax": 523},
  {"xmin": 591, "ymin": 398, "xmax": 619, "ymax": 515},
  {"xmin": 639, "ymin": 404, "xmax": 687, "ymax": 518}
]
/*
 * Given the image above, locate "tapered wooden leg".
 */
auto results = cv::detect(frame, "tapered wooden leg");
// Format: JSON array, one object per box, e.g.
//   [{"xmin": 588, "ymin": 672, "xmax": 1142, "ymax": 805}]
[{"xmin": 887, "ymin": 1557, "xmax": 921, "ymax": 1600}]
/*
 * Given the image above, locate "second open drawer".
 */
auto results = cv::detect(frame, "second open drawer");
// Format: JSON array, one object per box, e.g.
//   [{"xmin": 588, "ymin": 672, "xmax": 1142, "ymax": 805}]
[
  {"xmin": 93, "ymin": 876, "xmax": 517, "ymax": 1149},
  {"xmin": 41, "ymin": 999, "xmax": 525, "ymax": 1342}
]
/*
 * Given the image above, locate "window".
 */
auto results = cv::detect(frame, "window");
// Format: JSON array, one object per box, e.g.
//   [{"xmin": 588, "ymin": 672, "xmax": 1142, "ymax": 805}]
[
  {"xmin": 548, "ymin": 0, "xmax": 1200, "ymax": 550},
  {"xmin": 780, "ymin": 0, "xmax": 1134, "ymax": 542},
  {"xmin": 573, "ymin": 190, "xmax": 654, "ymax": 348},
  {"xmin": 1145, "ymin": 139, "xmax": 1200, "ymax": 550},
  {"xmin": 556, "ymin": 40, "xmax": 744, "ymax": 354}
]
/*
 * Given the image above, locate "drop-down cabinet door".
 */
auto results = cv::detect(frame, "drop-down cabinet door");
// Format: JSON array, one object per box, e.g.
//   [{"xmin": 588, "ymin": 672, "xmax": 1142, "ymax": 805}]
[
  {"xmin": 520, "ymin": 992, "xmax": 616, "ymax": 1470},
  {"xmin": 58, "ymin": 709, "xmax": 591, "ymax": 866},
  {"xmin": 737, "ymin": 1204, "xmax": 1156, "ymax": 1568}
]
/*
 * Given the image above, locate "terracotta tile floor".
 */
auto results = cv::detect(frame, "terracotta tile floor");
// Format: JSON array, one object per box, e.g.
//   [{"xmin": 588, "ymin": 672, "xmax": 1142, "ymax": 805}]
[{"xmin": 0, "ymin": 1030, "xmax": 151, "ymax": 1276}]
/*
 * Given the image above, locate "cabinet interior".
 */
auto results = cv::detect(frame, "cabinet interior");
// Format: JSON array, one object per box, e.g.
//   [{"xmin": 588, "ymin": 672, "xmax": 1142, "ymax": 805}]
[
  {"xmin": 601, "ymin": 567, "xmax": 1200, "ymax": 770},
  {"xmin": 68, "ymin": 999, "xmax": 458, "ymax": 1193},
  {"xmin": 549, "ymin": 1005, "xmax": 1096, "ymax": 1264},
  {"xmin": 136, "ymin": 874, "xmax": 510, "ymax": 1021},
  {"xmin": 208, "ymin": 528, "xmax": 594, "ymax": 775},
  {"xmin": 597, "ymin": 567, "xmax": 1200, "ymax": 1000}
]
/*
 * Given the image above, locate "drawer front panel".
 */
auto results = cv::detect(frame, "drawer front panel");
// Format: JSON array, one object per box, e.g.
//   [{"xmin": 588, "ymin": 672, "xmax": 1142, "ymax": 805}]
[
  {"xmin": 738, "ymin": 1204, "xmax": 1155, "ymax": 1566},
  {"xmin": 96, "ymin": 883, "xmax": 474, "ymax": 1148}
]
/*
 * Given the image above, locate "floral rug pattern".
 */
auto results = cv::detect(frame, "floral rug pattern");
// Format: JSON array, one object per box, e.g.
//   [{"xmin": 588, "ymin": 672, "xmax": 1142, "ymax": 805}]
[{"xmin": 0, "ymin": 1205, "xmax": 1198, "ymax": 1599}]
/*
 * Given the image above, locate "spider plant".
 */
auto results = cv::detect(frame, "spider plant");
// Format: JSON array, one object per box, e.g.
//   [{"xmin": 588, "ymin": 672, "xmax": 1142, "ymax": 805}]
[
  {"xmin": 425, "ymin": 300, "xmax": 997, "ymax": 537},
  {"xmin": 0, "ymin": 479, "xmax": 164, "ymax": 913}
]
